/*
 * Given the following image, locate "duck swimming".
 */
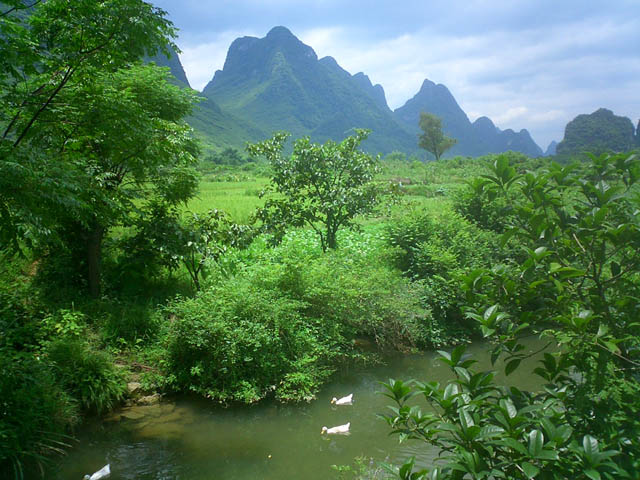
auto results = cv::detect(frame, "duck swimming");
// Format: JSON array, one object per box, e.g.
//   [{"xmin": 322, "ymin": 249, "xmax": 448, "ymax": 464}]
[
  {"xmin": 83, "ymin": 464, "xmax": 110, "ymax": 480},
  {"xmin": 330, "ymin": 394, "xmax": 353, "ymax": 406},
  {"xmin": 321, "ymin": 422, "xmax": 350, "ymax": 435}
]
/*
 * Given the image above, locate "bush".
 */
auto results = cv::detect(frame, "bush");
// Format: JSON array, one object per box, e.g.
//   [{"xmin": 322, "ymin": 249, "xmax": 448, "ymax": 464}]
[
  {"xmin": 47, "ymin": 338, "xmax": 126, "ymax": 414},
  {"xmin": 382, "ymin": 152, "xmax": 640, "ymax": 478},
  {"xmin": 290, "ymin": 250, "xmax": 429, "ymax": 350},
  {"xmin": 386, "ymin": 211, "xmax": 494, "ymax": 343},
  {"xmin": 0, "ymin": 351, "xmax": 77, "ymax": 479},
  {"xmin": 165, "ymin": 281, "xmax": 335, "ymax": 403},
  {"xmin": 387, "ymin": 211, "xmax": 493, "ymax": 280},
  {"xmin": 99, "ymin": 301, "xmax": 160, "ymax": 345},
  {"xmin": 164, "ymin": 227, "xmax": 429, "ymax": 403},
  {"xmin": 453, "ymin": 176, "xmax": 512, "ymax": 232}
]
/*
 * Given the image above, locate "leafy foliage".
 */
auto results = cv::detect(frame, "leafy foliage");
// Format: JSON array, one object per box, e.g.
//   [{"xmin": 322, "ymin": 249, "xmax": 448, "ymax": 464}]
[
  {"xmin": 163, "ymin": 228, "xmax": 428, "ymax": 403},
  {"xmin": 0, "ymin": 1, "xmax": 196, "ymax": 473},
  {"xmin": 386, "ymin": 211, "xmax": 495, "ymax": 345},
  {"xmin": 165, "ymin": 279, "xmax": 330, "ymax": 403},
  {"xmin": 36, "ymin": 63, "xmax": 200, "ymax": 296},
  {"xmin": 120, "ymin": 204, "xmax": 253, "ymax": 291},
  {"xmin": 0, "ymin": 0, "xmax": 179, "ymax": 251},
  {"xmin": 47, "ymin": 338, "xmax": 127, "ymax": 414},
  {"xmin": 0, "ymin": 351, "xmax": 77, "ymax": 480},
  {"xmin": 382, "ymin": 152, "xmax": 640, "ymax": 478},
  {"xmin": 205, "ymin": 147, "xmax": 251, "ymax": 165},
  {"xmin": 248, "ymin": 129, "xmax": 382, "ymax": 251},
  {"xmin": 180, "ymin": 209, "xmax": 253, "ymax": 290}
]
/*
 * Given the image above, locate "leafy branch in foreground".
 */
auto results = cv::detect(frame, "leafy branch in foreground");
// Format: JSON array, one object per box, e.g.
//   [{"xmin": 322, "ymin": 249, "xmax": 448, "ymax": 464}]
[{"xmin": 381, "ymin": 152, "xmax": 639, "ymax": 479}]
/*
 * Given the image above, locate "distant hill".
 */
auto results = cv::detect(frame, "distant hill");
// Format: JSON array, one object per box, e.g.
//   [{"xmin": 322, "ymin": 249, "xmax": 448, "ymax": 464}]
[
  {"xmin": 393, "ymin": 79, "xmax": 543, "ymax": 157},
  {"xmin": 545, "ymin": 140, "xmax": 558, "ymax": 156},
  {"xmin": 145, "ymin": 46, "xmax": 262, "ymax": 152},
  {"xmin": 201, "ymin": 26, "xmax": 414, "ymax": 154},
  {"xmin": 556, "ymin": 108, "xmax": 637, "ymax": 156},
  {"xmin": 151, "ymin": 26, "xmax": 545, "ymax": 158}
]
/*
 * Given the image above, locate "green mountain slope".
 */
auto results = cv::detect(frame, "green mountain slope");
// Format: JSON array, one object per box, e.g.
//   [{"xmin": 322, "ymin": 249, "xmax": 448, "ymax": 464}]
[
  {"xmin": 201, "ymin": 26, "xmax": 415, "ymax": 154},
  {"xmin": 188, "ymin": 96, "xmax": 265, "ymax": 152},
  {"xmin": 556, "ymin": 108, "xmax": 637, "ymax": 156},
  {"xmin": 145, "ymin": 46, "xmax": 264, "ymax": 153},
  {"xmin": 146, "ymin": 46, "xmax": 191, "ymax": 88},
  {"xmin": 153, "ymin": 27, "xmax": 545, "ymax": 158}
]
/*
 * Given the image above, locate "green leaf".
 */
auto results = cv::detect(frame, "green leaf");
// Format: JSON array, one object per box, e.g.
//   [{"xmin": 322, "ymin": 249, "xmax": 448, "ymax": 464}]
[
  {"xmin": 450, "ymin": 345, "xmax": 466, "ymax": 365},
  {"xmin": 443, "ymin": 383, "xmax": 460, "ymax": 400},
  {"xmin": 505, "ymin": 358, "xmax": 521, "ymax": 376},
  {"xmin": 522, "ymin": 462, "xmax": 540, "ymax": 479},
  {"xmin": 500, "ymin": 398, "xmax": 517, "ymax": 419},
  {"xmin": 459, "ymin": 408, "xmax": 475, "ymax": 430},
  {"xmin": 478, "ymin": 425, "xmax": 505, "ymax": 439},
  {"xmin": 484, "ymin": 305, "xmax": 499, "ymax": 321},
  {"xmin": 584, "ymin": 469, "xmax": 601, "ymax": 480},
  {"xmin": 535, "ymin": 449, "xmax": 559, "ymax": 461},
  {"xmin": 528, "ymin": 430, "xmax": 544, "ymax": 457},
  {"xmin": 502, "ymin": 437, "xmax": 528, "ymax": 455},
  {"xmin": 583, "ymin": 435, "xmax": 599, "ymax": 461}
]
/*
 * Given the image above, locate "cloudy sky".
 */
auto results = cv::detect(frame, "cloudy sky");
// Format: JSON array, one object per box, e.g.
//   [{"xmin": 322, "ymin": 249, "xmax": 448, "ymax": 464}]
[{"xmin": 151, "ymin": 0, "xmax": 639, "ymax": 149}]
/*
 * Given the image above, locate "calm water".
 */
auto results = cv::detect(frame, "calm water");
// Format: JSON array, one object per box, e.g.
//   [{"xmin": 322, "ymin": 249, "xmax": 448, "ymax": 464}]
[{"xmin": 50, "ymin": 338, "xmax": 546, "ymax": 480}]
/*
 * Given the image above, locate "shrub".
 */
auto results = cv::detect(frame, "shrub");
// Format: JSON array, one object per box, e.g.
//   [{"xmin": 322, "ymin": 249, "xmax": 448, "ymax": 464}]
[
  {"xmin": 387, "ymin": 210, "xmax": 493, "ymax": 280},
  {"xmin": 47, "ymin": 338, "xmax": 126, "ymax": 414},
  {"xmin": 100, "ymin": 302, "xmax": 160, "ymax": 346},
  {"xmin": 382, "ymin": 152, "xmax": 640, "ymax": 478},
  {"xmin": 386, "ymin": 211, "xmax": 494, "ymax": 343},
  {"xmin": 0, "ymin": 351, "xmax": 77, "ymax": 479},
  {"xmin": 165, "ymin": 280, "xmax": 335, "ymax": 403},
  {"xmin": 41, "ymin": 309, "xmax": 85, "ymax": 339},
  {"xmin": 453, "ymin": 176, "xmax": 512, "ymax": 232},
  {"xmin": 291, "ymin": 250, "xmax": 429, "ymax": 350},
  {"xmin": 164, "ymin": 227, "xmax": 429, "ymax": 403}
]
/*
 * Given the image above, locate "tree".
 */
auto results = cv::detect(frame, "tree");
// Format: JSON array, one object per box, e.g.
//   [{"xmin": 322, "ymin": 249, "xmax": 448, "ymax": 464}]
[
  {"xmin": 38, "ymin": 64, "xmax": 200, "ymax": 296},
  {"xmin": 418, "ymin": 112, "xmax": 456, "ymax": 161},
  {"xmin": 247, "ymin": 129, "xmax": 381, "ymax": 252},
  {"xmin": 382, "ymin": 153, "xmax": 640, "ymax": 478},
  {"xmin": 0, "ymin": 0, "xmax": 178, "ymax": 251}
]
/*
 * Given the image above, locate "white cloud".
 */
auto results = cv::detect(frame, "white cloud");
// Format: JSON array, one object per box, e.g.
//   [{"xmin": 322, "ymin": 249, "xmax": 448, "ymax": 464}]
[{"xmin": 493, "ymin": 107, "xmax": 529, "ymax": 125}]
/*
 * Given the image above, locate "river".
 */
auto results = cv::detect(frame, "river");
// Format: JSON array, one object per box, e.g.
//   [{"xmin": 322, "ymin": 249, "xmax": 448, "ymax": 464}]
[{"xmin": 49, "ymin": 338, "xmax": 546, "ymax": 480}]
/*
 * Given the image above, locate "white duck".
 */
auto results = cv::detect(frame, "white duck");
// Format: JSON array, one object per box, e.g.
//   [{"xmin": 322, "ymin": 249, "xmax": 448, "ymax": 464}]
[
  {"xmin": 321, "ymin": 422, "xmax": 350, "ymax": 435},
  {"xmin": 330, "ymin": 393, "xmax": 353, "ymax": 406},
  {"xmin": 83, "ymin": 464, "xmax": 110, "ymax": 480}
]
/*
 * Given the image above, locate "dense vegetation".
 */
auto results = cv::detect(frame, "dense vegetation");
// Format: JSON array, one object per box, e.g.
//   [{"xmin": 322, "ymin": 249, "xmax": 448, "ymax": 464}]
[
  {"xmin": 1, "ymin": 2, "xmax": 639, "ymax": 480},
  {"xmin": 382, "ymin": 152, "xmax": 640, "ymax": 479}
]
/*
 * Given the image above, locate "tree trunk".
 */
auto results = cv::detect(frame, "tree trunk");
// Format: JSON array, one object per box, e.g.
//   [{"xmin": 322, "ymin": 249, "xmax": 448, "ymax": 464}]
[
  {"xmin": 87, "ymin": 224, "xmax": 104, "ymax": 298},
  {"xmin": 326, "ymin": 227, "xmax": 337, "ymax": 250}
]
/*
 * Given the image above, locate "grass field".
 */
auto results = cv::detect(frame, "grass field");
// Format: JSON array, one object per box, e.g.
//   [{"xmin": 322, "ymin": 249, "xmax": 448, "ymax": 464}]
[
  {"xmin": 185, "ymin": 157, "xmax": 478, "ymax": 225},
  {"xmin": 187, "ymin": 178, "xmax": 269, "ymax": 222}
]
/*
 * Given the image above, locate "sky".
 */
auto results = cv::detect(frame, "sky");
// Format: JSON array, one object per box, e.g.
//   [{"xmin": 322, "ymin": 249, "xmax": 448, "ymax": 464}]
[{"xmin": 150, "ymin": 0, "xmax": 640, "ymax": 150}]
